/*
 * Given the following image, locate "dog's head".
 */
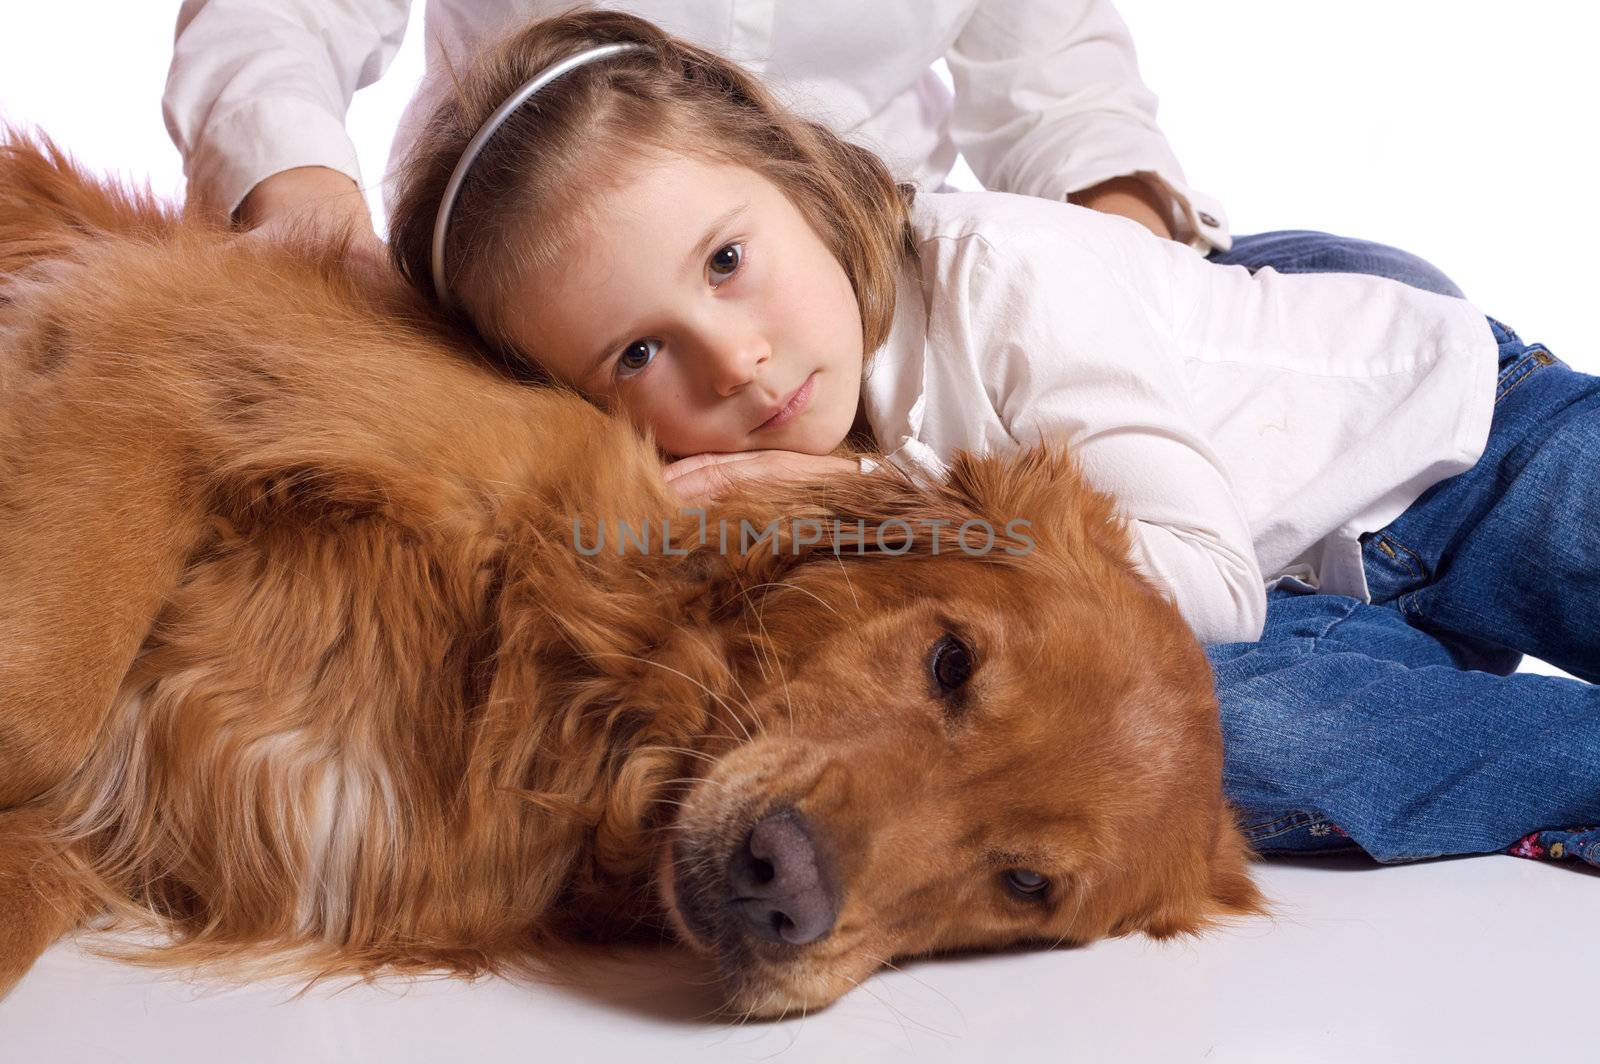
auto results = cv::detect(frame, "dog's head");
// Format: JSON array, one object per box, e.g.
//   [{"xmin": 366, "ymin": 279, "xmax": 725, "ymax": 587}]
[{"xmin": 642, "ymin": 445, "xmax": 1262, "ymax": 1017}]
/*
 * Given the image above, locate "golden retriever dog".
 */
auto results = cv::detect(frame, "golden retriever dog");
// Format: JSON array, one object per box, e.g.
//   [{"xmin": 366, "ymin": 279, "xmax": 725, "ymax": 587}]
[{"xmin": 0, "ymin": 134, "xmax": 1261, "ymax": 1018}]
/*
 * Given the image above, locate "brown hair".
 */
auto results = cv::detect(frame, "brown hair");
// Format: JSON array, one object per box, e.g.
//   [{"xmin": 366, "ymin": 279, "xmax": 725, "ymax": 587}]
[{"xmin": 388, "ymin": 9, "xmax": 917, "ymax": 374}]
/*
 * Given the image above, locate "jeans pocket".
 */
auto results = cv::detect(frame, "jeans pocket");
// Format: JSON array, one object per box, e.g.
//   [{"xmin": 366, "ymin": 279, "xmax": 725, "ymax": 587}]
[{"xmin": 1359, "ymin": 529, "xmax": 1432, "ymax": 611}]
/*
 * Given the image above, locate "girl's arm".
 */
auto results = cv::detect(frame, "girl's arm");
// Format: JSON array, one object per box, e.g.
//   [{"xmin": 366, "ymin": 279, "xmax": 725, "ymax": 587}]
[
  {"xmin": 959, "ymin": 217, "xmax": 1266, "ymax": 645},
  {"xmin": 163, "ymin": 0, "xmax": 413, "ymax": 225},
  {"xmin": 945, "ymin": 0, "xmax": 1229, "ymax": 253}
]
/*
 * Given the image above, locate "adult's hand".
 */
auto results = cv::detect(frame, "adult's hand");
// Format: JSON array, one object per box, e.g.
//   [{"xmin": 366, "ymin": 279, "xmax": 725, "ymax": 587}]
[
  {"xmin": 663, "ymin": 450, "xmax": 862, "ymax": 507},
  {"xmin": 1068, "ymin": 175, "xmax": 1174, "ymax": 241},
  {"xmin": 235, "ymin": 166, "xmax": 390, "ymax": 283}
]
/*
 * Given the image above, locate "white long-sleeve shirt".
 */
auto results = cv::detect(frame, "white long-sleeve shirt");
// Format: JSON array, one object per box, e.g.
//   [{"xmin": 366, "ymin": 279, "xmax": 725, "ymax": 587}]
[
  {"xmin": 162, "ymin": 0, "xmax": 1232, "ymax": 250},
  {"xmin": 864, "ymin": 191, "xmax": 1500, "ymax": 644}
]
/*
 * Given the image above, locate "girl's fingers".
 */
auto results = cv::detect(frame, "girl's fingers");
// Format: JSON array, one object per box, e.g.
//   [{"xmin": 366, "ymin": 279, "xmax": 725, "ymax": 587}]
[
  {"xmin": 665, "ymin": 466, "xmax": 732, "ymax": 504},
  {"xmin": 663, "ymin": 450, "xmax": 769, "ymax": 481},
  {"xmin": 664, "ymin": 451, "xmax": 848, "ymax": 502},
  {"xmin": 666, "ymin": 457, "xmax": 773, "ymax": 504}
]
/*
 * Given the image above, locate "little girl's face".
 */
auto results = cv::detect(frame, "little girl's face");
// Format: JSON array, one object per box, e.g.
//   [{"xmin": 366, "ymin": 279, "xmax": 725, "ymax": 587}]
[{"xmin": 498, "ymin": 151, "xmax": 866, "ymax": 460}]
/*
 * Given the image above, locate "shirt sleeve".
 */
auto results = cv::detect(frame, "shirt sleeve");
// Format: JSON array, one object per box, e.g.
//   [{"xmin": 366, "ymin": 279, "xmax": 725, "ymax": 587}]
[
  {"xmin": 162, "ymin": 0, "xmax": 414, "ymax": 220},
  {"xmin": 944, "ymin": 0, "xmax": 1231, "ymax": 253},
  {"xmin": 960, "ymin": 212, "xmax": 1266, "ymax": 644}
]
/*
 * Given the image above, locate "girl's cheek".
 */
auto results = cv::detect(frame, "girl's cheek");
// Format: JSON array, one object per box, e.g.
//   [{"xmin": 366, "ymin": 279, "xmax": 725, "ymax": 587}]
[{"xmin": 626, "ymin": 378, "xmax": 680, "ymax": 435}]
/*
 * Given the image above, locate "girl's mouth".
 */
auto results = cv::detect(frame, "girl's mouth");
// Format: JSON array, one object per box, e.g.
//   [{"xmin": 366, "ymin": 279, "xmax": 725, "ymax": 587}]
[{"xmin": 757, "ymin": 371, "xmax": 815, "ymax": 431}]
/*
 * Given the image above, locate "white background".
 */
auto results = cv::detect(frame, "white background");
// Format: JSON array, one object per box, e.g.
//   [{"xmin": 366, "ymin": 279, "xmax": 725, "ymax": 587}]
[
  {"xmin": 2, "ymin": 2, "xmax": 1596, "ymax": 361},
  {"xmin": 2, "ymin": 5, "xmax": 1598, "ymax": 1062}
]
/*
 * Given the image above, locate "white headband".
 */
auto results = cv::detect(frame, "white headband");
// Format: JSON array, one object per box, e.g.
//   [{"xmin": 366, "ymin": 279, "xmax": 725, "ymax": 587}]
[{"xmin": 429, "ymin": 41, "xmax": 645, "ymax": 307}]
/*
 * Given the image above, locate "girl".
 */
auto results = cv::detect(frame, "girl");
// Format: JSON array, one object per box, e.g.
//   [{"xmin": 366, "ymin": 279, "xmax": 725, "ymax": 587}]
[{"xmin": 387, "ymin": 11, "xmax": 1600, "ymax": 869}]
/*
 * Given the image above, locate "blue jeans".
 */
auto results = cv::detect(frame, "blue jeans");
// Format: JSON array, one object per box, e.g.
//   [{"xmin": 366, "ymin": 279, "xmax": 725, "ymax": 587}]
[
  {"xmin": 1210, "ymin": 229, "xmax": 1466, "ymax": 298},
  {"xmin": 1207, "ymin": 319, "xmax": 1600, "ymax": 867}
]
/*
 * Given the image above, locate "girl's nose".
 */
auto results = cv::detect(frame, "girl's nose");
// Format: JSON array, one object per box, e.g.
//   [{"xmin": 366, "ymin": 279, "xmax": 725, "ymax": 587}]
[{"xmin": 704, "ymin": 330, "xmax": 770, "ymax": 397}]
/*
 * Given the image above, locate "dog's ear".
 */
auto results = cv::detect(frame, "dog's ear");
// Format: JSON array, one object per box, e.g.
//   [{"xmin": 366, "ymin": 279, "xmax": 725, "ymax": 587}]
[
  {"xmin": 666, "ymin": 458, "xmax": 988, "ymax": 613},
  {"xmin": 658, "ymin": 441, "xmax": 1135, "ymax": 625},
  {"xmin": 685, "ymin": 442, "xmax": 1131, "ymax": 590},
  {"xmin": 1204, "ymin": 806, "xmax": 1267, "ymax": 919},
  {"xmin": 939, "ymin": 442, "xmax": 1135, "ymax": 572},
  {"xmin": 1140, "ymin": 806, "xmax": 1266, "ymax": 939}
]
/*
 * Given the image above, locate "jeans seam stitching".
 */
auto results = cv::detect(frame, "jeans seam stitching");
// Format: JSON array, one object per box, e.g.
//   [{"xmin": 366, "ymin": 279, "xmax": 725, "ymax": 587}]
[
  {"xmin": 1496, "ymin": 349, "xmax": 1551, "ymax": 403},
  {"xmin": 1309, "ymin": 598, "xmax": 1365, "ymax": 649},
  {"xmin": 1497, "ymin": 365, "xmax": 1533, "ymax": 402},
  {"xmin": 1398, "ymin": 591, "xmax": 1426, "ymax": 625},
  {"xmin": 1243, "ymin": 811, "xmax": 1325, "ymax": 841},
  {"xmin": 1365, "ymin": 533, "xmax": 1428, "ymax": 602},
  {"xmin": 1384, "ymin": 534, "xmax": 1427, "ymax": 580}
]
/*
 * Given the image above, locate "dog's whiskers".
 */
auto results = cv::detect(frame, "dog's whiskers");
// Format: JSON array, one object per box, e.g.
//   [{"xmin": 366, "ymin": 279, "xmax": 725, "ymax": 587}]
[
  {"xmin": 747, "ymin": 585, "xmax": 798, "ymax": 739},
  {"xmin": 855, "ymin": 949, "xmax": 965, "ymax": 1038},
  {"xmin": 824, "ymin": 549, "xmax": 863, "ymax": 614},
  {"xmin": 830, "ymin": 965, "xmax": 942, "ymax": 1047},
  {"xmin": 583, "ymin": 650, "xmax": 755, "ymax": 745},
  {"xmin": 655, "ymin": 775, "xmax": 734, "ymax": 792},
  {"xmin": 641, "ymin": 745, "xmax": 717, "ymax": 765},
  {"xmin": 745, "ymin": 579, "xmax": 843, "ymax": 621},
  {"xmin": 1045, "ymin": 880, "xmax": 1091, "ymax": 953}
]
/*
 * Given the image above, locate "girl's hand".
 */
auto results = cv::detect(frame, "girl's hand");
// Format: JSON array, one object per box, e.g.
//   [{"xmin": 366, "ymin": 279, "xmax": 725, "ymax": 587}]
[{"xmin": 662, "ymin": 450, "xmax": 862, "ymax": 506}]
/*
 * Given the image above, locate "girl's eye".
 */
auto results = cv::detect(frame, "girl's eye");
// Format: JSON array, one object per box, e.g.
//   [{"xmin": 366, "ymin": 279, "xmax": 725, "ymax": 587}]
[
  {"xmin": 707, "ymin": 242, "xmax": 744, "ymax": 284},
  {"xmin": 616, "ymin": 338, "xmax": 661, "ymax": 378}
]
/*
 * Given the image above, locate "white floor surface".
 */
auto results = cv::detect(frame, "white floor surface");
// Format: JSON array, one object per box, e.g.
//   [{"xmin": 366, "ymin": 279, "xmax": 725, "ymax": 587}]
[{"xmin": 3, "ymin": 853, "xmax": 1593, "ymax": 1064}]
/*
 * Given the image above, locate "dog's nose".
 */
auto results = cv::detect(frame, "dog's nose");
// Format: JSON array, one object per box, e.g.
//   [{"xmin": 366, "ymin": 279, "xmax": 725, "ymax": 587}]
[{"xmin": 727, "ymin": 808, "xmax": 837, "ymax": 945}]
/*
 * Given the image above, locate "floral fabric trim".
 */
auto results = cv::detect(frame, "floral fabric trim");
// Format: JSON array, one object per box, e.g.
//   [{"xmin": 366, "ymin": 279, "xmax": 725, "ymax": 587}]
[{"xmin": 1507, "ymin": 826, "xmax": 1600, "ymax": 867}]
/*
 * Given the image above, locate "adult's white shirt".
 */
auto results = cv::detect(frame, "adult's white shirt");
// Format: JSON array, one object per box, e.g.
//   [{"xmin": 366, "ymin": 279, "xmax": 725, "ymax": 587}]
[
  {"xmin": 163, "ymin": 0, "xmax": 1232, "ymax": 250},
  {"xmin": 862, "ymin": 190, "xmax": 1499, "ymax": 645}
]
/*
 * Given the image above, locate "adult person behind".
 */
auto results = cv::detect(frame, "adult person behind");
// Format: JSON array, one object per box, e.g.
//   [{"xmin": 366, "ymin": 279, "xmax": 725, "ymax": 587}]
[{"xmin": 162, "ymin": 0, "xmax": 1462, "ymax": 296}]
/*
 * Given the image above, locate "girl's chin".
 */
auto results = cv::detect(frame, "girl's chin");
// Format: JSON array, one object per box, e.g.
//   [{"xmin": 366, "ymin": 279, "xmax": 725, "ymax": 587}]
[{"xmin": 657, "ymin": 418, "xmax": 850, "ymax": 461}]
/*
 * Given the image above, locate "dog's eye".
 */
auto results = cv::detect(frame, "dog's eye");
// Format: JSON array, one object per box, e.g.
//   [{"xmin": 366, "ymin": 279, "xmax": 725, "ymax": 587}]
[
  {"xmin": 1003, "ymin": 869, "xmax": 1050, "ymax": 900},
  {"xmin": 928, "ymin": 633, "xmax": 974, "ymax": 692}
]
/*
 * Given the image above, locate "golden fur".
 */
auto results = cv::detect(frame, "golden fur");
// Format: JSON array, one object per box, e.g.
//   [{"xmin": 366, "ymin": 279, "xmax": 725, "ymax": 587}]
[{"xmin": 0, "ymin": 135, "xmax": 1262, "ymax": 1018}]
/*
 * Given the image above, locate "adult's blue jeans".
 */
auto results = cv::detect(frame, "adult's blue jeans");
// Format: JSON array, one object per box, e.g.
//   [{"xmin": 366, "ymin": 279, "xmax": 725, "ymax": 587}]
[
  {"xmin": 1210, "ymin": 229, "xmax": 1465, "ymax": 298},
  {"xmin": 1207, "ymin": 319, "xmax": 1600, "ymax": 868}
]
